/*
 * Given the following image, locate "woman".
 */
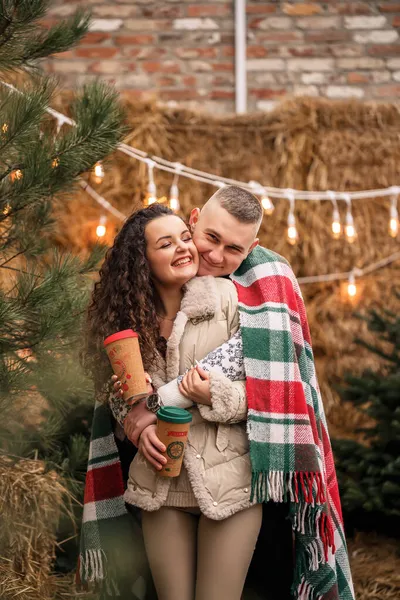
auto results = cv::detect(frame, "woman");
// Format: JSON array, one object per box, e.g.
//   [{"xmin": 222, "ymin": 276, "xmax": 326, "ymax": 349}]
[{"xmin": 84, "ymin": 204, "xmax": 262, "ymax": 600}]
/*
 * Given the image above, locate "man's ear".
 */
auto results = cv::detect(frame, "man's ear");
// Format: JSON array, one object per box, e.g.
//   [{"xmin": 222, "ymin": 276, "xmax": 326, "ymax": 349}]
[
  {"xmin": 247, "ymin": 239, "xmax": 259, "ymax": 255},
  {"xmin": 189, "ymin": 207, "xmax": 201, "ymax": 232}
]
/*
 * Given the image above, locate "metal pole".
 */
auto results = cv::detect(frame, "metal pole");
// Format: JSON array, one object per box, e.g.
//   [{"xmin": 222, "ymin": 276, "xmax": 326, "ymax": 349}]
[{"xmin": 235, "ymin": 0, "xmax": 247, "ymax": 114}]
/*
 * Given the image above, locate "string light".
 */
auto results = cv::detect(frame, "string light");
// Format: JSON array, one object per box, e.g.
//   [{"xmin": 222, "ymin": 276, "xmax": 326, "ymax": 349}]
[
  {"xmin": 169, "ymin": 185, "xmax": 180, "ymax": 211},
  {"xmin": 93, "ymin": 161, "xmax": 105, "ymax": 184},
  {"xmin": 2, "ymin": 203, "xmax": 11, "ymax": 215},
  {"xmin": 96, "ymin": 215, "xmax": 107, "ymax": 238},
  {"xmin": 286, "ymin": 191, "xmax": 298, "ymax": 245},
  {"xmin": 261, "ymin": 192, "xmax": 275, "ymax": 216},
  {"xmin": 5, "ymin": 79, "xmax": 400, "ymax": 205},
  {"xmin": 389, "ymin": 194, "xmax": 399, "ymax": 238},
  {"xmin": 52, "ymin": 157, "xmax": 59, "ymax": 169},
  {"xmin": 249, "ymin": 181, "xmax": 274, "ymax": 215},
  {"xmin": 79, "ymin": 179, "xmax": 400, "ymax": 292},
  {"xmin": 327, "ymin": 191, "xmax": 341, "ymax": 239},
  {"xmin": 1, "ymin": 123, "xmax": 7, "ymax": 134},
  {"xmin": 332, "ymin": 210, "xmax": 341, "ymax": 239},
  {"xmin": 10, "ymin": 169, "xmax": 22, "ymax": 182},
  {"xmin": 145, "ymin": 159, "xmax": 157, "ymax": 206},
  {"xmin": 347, "ymin": 271, "xmax": 357, "ymax": 298},
  {"xmin": 5, "ymin": 81, "xmax": 396, "ymax": 286},
  {"xmin": 169, "ymin": 166, "xmax": 181, "ymax": 212},
  {"xmin": 343, "ymin": 194, "xmax": 357, "ymax": 243}
]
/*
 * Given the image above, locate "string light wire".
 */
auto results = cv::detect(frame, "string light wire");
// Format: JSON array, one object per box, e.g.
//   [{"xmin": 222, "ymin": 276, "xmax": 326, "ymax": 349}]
[
  {"xmin": 2, "ymin": 81, "xmax": 399, "ymax": 289},
  {"xmin": 4, "ymin": 81, "xmax": 399, "ymax": 203}
]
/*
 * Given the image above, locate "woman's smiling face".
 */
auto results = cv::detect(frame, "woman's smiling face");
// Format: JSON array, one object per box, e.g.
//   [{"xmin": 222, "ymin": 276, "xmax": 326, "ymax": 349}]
[{"xmin": 145, "ymin": 215, "xmax": 199, "ymax": 287}]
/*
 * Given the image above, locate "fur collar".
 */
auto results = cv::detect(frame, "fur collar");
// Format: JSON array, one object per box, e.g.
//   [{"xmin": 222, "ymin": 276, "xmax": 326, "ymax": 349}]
[
  {"xmin": 179, "ymin": 276, "xmax": 218, "ymax": 321},
  {"xmin": 165, "ymin": 276, "xmax": 218, "ymax": 381}
]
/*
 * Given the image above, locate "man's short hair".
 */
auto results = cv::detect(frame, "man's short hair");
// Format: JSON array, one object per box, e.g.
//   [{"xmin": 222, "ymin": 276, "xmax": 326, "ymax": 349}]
[{"xmin": 210, "ymin": 185, "xmax": 263, "ymax": 226}]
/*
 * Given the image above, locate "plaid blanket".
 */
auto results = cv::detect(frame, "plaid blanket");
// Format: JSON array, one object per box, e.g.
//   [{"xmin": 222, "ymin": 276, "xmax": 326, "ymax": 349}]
[
  {"xmin": 79, "ymin": 246, "xmax": 354, "ymax": 599},
  {"xmin": 230, "ymin": 246, "xmax": 354, "ymax": 600},
  {"xmin": 78, "ymin": 401, "xmax": 145, "ymax": 596}
]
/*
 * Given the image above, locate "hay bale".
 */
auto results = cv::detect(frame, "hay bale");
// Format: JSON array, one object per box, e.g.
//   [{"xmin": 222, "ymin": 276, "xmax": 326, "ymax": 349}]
[
  {"xmin": 349, "ymin": 533, "xmax": 400, "ymax": 600},
  {"xmin": 0, "ymin": 455, "xmax": 68, "ymax": 600},
  {"xmin": 49, "ymin": 95, "xmax": 400, "ymax": 439}
]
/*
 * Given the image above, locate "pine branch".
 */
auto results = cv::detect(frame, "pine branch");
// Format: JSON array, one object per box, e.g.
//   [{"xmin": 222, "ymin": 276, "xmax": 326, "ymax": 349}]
[
  {"xmin": 23, "ymin": 10, "xmax": 90, "ymax": 62},
  {"xmin": 0, "ymin": 2, "xmax": 126, "ymax": 571},
  {"xmin": 0, "ymin": 1, "xmax": 90, "ymax": 71},
  {"xmin": 333, "ymin": 291, "xmax": 400, "ymax": 529},
  {"xmin": 354, "ymin": 338, "xmax": 399, "ymax": 365}
]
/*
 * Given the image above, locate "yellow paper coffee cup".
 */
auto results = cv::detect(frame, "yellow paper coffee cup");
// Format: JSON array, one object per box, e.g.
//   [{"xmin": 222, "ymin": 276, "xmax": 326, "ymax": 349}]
[
  {"xmin": 104, "ymin": 329, "xmax": 147, "ymax": 403},
  {"xmin": 156, "ymin": 407, "xmax": 192, "ymax": 478}
]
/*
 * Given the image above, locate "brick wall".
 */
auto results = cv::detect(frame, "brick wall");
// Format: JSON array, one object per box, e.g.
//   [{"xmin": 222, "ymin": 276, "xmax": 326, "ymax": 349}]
[{"xmin": 45, "ymin": 1, "xmax": 400, "ymax": 113}]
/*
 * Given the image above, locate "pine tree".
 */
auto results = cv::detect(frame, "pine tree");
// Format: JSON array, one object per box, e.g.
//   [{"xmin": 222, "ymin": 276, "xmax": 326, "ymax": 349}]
[
  {"xmin": 0, "ymin": 0, "xmax": 125, "ymax": 578},
  {"xmin": 333, "ymin": 292, "xmax": 400, "ymax": 535}
]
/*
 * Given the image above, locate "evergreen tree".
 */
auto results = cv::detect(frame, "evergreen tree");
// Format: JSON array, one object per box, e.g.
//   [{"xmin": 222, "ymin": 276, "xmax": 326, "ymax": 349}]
[
  {"xmin": 0, "ymin": 0, "xmax": 125, "ymax": 577},
  {"xmin": 333, "ymin": 292, "xmax": 400, "ymax": 535}
]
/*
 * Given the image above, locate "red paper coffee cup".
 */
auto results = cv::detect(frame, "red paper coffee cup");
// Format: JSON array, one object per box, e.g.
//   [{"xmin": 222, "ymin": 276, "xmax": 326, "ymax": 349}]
[{"xmin": 104, "ymin": 329, "xmax": 147, "ymax": 403}]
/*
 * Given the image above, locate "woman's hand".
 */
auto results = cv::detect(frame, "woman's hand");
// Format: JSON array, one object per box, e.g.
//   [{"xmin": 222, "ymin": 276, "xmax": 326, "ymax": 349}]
[
  {"xmin": 178, "ymin": 365, "xmax": 212, "ymax": 405},
  {"xmin": 111, "ymin": 372, "xmax": 153, "ymax": 403},
  {"xmin": 138, "ymin": 424, "xmax": 167, "ymax": 471}
]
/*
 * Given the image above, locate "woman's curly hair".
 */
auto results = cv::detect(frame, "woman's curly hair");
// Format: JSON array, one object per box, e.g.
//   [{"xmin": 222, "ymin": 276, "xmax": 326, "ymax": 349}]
[{"xmin": 83, "ymin": 204, "xmax": 178, "ymax": 397}]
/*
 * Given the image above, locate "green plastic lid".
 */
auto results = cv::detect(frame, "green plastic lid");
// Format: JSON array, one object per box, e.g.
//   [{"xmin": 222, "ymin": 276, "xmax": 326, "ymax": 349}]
[{"xmin": 157, "ymin": 406, "xmax": 192, "ymax": 424}]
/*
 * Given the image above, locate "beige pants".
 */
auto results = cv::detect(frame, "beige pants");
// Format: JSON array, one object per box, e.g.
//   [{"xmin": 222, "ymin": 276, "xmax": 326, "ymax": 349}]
[{"xmin": 141, "ymin": 504, "xmax": 262, "ymax": 600}]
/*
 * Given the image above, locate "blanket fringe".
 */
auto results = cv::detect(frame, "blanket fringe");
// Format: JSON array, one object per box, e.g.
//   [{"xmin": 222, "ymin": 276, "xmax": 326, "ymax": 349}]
[
  {"xmin": 251, "ymin": 470, "xmax": 326, "ymax": 505},
  {"xmin": 295, "ymin": 578, "xmax": 323, "ymax": 600},
  {"xmin": 251, "ymin": 470, "xmax": 335, "ymax": 565},
  {"xmin": 293, "ymin": 545, "xmax": 325, "ymax": 600},
  {"xmin": 79, "ymin": 549, "xmax": 106, "ymax": 583},
  {"xmin": 78, "ymin": 550, "xmax": 120, "ymax": 596}
]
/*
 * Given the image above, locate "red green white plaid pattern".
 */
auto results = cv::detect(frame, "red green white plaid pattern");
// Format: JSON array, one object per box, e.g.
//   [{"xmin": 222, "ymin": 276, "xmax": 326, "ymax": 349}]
[
  {"xmin": 79, "ymin": 401, "xmax": 135, "ymax": 594},
  {"xmin": 230, "ymin": 246, "xmax": 354, "ymax": 600}
]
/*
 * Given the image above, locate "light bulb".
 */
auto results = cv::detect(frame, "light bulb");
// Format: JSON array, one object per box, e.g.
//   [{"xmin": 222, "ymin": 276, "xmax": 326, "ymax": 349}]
[
  {"xmin": 389, "ymin": 201, "xmax": 399, "ymax": 238},
  {"xmin": 287, "ymin": 212, "xmax": 298, "ymax": 245},
  {"xmin": 331, "ymin": 207, "xmax": 341, "ymax": 239},
  {"xmin": 96, "ymin": 215, "xmax": 107, "ymax": 238},
  {"xmin": 52, "ymin": 157, "xmax": 59, "ymax": 169},
  {"xmin": 261, "ymin": 194, "xmax": 274, "ymax": 216},
  {"xmin": 343, "ymin": 195, "xmax": 357, "ymax": 243},
  {"xmin": 10, "ymin": 169, "xmax": 22, "ymax": 182},
  {"xmin": 169, "ymin": 197, "xmax": 180, "ymax": 211},
  {"xmin": 1, "ymin": 123, "xmax": 8, "ymax": 134},
  {"xmin": 345, "ymin": 224, "xmax": 356, "ymax": 243},
  {"xmin": 144, "ymin": 160, "xmax": 157, "ymax": 206},
  {"xmin": 345, "ymin": 212, "xmax": 356, "ymax": 243},
  {"xmin": 347, "ymin": 273, "xmax": 357, "ymax": 298},
  {"xmin": 93, "ymin": 161, "xmax": 105, "ymax": 184},
  {"xmin": 145, "ymin": 180, "xmax": 157, "ymax": 206},
  {"xmin": 332, "ymin": 220, "xmax": 341, "ymax": 239},
  {"xmin": 169, "ymin": 183, "xmax": 180, "ymax": 212},
  {"xmin": 2, "ymin": 203, "xmax": 11, "ymax": 215},
  {"xmin": 389, "ymin": 217, "xmax": 399, "ymax": 238},
  {"xmin": 287, "ymin": 226, "xmax": 298, "ymax": 245}
]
